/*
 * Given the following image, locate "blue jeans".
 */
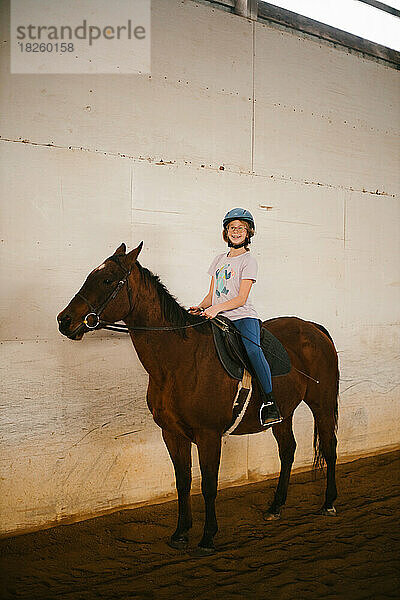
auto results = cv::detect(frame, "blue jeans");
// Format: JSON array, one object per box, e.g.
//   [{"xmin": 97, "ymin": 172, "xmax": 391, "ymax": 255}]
[{"xmin": 233, "ymin": 318, "xmax": 272, "ymax": 394}]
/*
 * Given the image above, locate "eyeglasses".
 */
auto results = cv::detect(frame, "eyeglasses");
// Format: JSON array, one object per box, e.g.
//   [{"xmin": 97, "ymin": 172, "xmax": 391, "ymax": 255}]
[{"xmin": 228, "ymin": 225, "xmax": 247, "ymax": 233}]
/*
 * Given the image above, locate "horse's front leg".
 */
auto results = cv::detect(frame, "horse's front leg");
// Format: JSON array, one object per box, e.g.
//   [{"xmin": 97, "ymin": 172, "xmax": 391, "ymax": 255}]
[
  {"xmin": 196, "ymin": 430, "xmax": 222, "ymax": 555},
  {"xmin": 162, "ymin": 429, "xmax": 192, "ymax": 550}
]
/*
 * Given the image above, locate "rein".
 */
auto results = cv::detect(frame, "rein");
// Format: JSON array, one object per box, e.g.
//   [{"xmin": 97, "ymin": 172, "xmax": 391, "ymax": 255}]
[
  {"xmin": 97, "ymin": 320, "xmax": 207, "ymax": 333},
  {"xmin": 72, "ymin": 254, "xmax": 207, "ymax": 336},
  {"xmin": 73, "ymin": 257, "xmax": 318, "ymax": 383},
  {"xmin": 98, "ymin": 313, "xmax": 319, "ymax": 384}
]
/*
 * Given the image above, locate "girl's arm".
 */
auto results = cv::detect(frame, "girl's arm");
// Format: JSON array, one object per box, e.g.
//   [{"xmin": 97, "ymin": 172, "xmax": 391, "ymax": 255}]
[
  {"xmin": 189, "ymin": 278, "xmax": 214, "ymax": 314},
  {"xmin": 203, "ymin": 279, "xmax": 254, "ymax": 319}
]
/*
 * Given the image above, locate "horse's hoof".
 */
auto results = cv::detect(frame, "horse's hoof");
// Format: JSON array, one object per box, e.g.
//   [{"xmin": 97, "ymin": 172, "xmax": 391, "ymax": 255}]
[
  {"xmin": 194, "ymin": 545, "xmax": 217, "ymax": 557},
  {"xmin": 320, "ymin": 506, "xmax": 337, "ymax": 517},
  {"xmin": 263, "ymin": 511, "xmax": 281, "ymax": 521},
  {"xmin": 167, "ymin": 537, "xmax": 189, "ymax": 550}
]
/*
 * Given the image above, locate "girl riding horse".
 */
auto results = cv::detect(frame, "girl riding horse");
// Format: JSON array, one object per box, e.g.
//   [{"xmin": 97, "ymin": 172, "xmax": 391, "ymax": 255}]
[{"xmin": 190, "ymin": 208, "xmax": 282, "ymax": 427}]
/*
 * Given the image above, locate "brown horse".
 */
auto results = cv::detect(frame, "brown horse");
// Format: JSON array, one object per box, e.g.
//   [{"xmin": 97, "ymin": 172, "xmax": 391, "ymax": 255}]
[{"xmin": 57, "ymin": 243, "xmax": 339, "ymax": 554}]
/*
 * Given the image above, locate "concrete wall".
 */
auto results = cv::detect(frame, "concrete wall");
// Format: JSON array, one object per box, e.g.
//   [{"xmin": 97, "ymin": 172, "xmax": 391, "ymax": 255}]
[{"xmin": 0, "ymin": 0, "xmax": 399, "ymax": 537}]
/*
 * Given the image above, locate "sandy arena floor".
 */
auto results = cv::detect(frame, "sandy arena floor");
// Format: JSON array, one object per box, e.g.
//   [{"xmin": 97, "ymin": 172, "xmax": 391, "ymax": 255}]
[{"xmin": 1, "ymin": 450, "xmax": 399, "ymax": 600}]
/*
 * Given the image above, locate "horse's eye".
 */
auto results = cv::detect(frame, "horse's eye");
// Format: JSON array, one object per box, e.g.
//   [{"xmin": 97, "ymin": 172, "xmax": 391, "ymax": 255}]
[{"xmin": 103, "ymin": 279, "xmax": 113, "ymax": 285}]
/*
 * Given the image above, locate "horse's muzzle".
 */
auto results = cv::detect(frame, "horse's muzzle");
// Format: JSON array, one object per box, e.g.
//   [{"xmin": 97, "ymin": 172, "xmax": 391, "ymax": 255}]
[{"xmin": 57, "ymin": 313, "xmax": 84, "ymax": 340}]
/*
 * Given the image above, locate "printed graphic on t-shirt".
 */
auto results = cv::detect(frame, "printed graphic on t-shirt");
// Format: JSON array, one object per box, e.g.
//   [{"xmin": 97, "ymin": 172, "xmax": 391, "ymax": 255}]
[{"xmin": 215, "ymin": 263, "xmax": 235, "ymax": 297}]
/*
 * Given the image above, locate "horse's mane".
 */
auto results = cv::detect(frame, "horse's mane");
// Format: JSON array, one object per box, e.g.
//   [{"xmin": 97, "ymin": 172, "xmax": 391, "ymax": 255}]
[{"xmin": 135, "ymin": 261, "xmax": 210, "ymax": 337}]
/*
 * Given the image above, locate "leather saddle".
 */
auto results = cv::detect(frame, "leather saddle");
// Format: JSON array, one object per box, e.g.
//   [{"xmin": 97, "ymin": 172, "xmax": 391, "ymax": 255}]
[{"xmin": 211, "ymin": 316, "xmax": 291, "ymax": 381}]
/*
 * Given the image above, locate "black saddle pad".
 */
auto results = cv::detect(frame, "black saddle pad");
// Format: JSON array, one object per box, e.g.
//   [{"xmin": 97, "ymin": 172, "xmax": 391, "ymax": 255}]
[{"xmin": 211, "ymin": 316, "xmax": 291, "ymax": 380}]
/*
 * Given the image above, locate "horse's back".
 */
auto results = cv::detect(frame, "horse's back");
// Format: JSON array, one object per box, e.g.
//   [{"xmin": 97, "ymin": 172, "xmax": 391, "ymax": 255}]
[
  {"xmin": 262, "ymin": 316, "xmax": 338, "ymax": 370},
  {"xmin": 263, "ymin": 315, "xmax": 334, "ymax": 343}
]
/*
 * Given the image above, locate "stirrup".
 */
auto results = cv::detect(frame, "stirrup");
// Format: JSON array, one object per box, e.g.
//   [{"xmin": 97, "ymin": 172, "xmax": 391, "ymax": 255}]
[{"xmin": 259, "ymin": 400, "xmax": 283, "ymax": 427}]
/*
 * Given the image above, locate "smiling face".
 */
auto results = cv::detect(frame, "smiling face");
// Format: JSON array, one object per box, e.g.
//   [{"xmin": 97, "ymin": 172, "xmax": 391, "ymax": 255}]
[{"xmin": 225, "ymin": 219, "xmax": 249, "ymax": 246}]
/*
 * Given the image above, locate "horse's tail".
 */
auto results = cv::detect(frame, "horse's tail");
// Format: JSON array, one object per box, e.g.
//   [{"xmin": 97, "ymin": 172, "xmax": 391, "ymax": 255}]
[{"xmin": 310, "ymin": 322, "xmax": 339, "ymax": 470}]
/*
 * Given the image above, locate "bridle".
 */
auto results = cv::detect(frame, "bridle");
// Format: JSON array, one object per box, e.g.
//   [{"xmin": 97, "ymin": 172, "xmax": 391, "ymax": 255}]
[
  {"xmin": 67, "ymin": 255, "xmax": 134, "ymax": 337},
  {"xmin": 70, "ymin": 255, "xmax": 206, "ymax": 336},
  {"xmin": 68, "ymin": 255, "xmax": 318, "ymax": 383}
]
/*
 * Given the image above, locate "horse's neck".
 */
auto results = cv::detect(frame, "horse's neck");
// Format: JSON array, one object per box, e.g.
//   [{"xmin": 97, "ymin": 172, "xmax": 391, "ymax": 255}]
[
  {"xmin": 124, "ymin": 272, "xmax": 197, "ymax": 378},
  {"xmin": 125, "ymin": 272, "xmax": 166, "ymax": 328}
]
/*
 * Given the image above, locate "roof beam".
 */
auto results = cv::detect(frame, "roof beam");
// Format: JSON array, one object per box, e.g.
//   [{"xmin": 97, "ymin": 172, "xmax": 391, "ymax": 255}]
[
  {"xmin": 258, "ymin": 2, "xmax": 400, "ymax": 68},
  {"xmin": 356, "ymin": 0, "xmax": 400, "ymax": 18}
]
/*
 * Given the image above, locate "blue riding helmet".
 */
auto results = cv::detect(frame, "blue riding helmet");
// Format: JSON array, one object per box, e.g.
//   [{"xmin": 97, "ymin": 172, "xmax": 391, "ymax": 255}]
[{"xmin": 223, "ymin": 208, "xmax": 255, "ymax": 230}]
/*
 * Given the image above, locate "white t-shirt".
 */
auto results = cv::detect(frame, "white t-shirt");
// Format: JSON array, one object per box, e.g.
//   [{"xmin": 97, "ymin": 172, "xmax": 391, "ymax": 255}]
[{"xmin": 207, "ymin": 251, "xmax": 259, "ymax": 320}]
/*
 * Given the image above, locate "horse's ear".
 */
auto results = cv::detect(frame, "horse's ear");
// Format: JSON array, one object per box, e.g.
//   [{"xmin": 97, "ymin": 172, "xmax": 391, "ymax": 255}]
[
  {"xmin": 126, "ymin": 241, "xmax": 143, "ymax": 264},
  {"xmin": 114, "ymin": 243, "xmax": 126, "ymax": 255}
]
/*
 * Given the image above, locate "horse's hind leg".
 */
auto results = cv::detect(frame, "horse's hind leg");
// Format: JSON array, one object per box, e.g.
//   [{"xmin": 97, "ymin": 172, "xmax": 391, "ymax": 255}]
[
  {"xmin": 264, "ymin": 417, "xmax": 297, "ymax": 521},
  {"xmin": 162, "ymin": 429, "xmax": 193, "ymax": 549},
  {"xmin": 309, "ymin": 406, "xmax": 338, "ymax": 515},
  {"xmin": 322, "ymin": 433, "xmax": 337, "ymax": 515}
]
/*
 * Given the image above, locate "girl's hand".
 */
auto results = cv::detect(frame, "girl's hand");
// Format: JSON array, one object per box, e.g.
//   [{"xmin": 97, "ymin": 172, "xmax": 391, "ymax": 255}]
[
  {"xmin": 203, "ymin": 305, "xmax": 221, "ymax": 319},
  {"xmin": 189, "ymin": 305, "xmax": 204, "ymax": 315}
]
